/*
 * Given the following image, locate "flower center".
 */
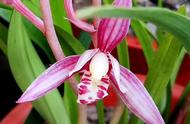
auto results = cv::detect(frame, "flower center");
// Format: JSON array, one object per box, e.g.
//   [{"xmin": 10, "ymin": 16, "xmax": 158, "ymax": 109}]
[{"xmin": 89, "ymin": 52, "xmax": 109, "ymax": 80}]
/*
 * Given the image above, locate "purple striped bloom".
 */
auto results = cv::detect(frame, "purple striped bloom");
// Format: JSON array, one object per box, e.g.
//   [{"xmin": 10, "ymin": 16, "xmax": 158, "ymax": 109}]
[{"xmin": 16, "ymin": 0, "xmax": 164, "ymax": 123}]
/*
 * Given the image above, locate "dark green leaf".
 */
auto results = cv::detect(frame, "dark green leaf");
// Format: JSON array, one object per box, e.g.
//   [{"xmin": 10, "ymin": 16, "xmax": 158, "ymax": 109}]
[
  {"xmin": 0, "ymin": 22, "xmax": 8, "ymax": 55},
  {"xmin": 64, "ymin": 83, "xmax": 78, "ymax": 124},
  {"xmin": 117, "ymin": 39, "xmax": 130, "ymax": 68},
  {"xmin": 25, "ymin": 109, "xmax": 44, "ymax": 124},
  {"xmin": 56, "ymin": 27, "xmax": 86, "ymax": 54},
  {"xmin": 0, "ymin": 8, "xmax": 12, "ymax": 22},
  {"xmin": 79, "ymin": 31, "xmax": 92, "ymax": 49},
  {"xmin": 96, "ymin": 101, "xmax": 105, "ymax": 124}
]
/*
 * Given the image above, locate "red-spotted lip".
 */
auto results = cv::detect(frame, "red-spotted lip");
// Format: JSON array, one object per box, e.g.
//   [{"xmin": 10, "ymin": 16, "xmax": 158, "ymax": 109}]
[{"xmin": 77, "ymin": 70, "xmax": 110, "ymax": 104}]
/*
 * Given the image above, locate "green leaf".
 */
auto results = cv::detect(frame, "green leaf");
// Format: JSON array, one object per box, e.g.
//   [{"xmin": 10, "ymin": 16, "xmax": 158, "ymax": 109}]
[
  {"xmin": 132, "ymin": 0, "xmax": 138, "ymax": 6},
  {"xmin": 25, "ymin": 109, "xmax": 44, "ymax": 124},
  {"xmin": 171, "ymin": 83, "xmax": 190, "ymax": 124},
  {"xmin": 0, "ymin": 39, "xmax": 7, "ymax": 55},
  {"xmin": 56, "ymin": 27, "xmax": 86, "ymax": 54},
  {"xmin": 117, "ymin": 39, "xmax": 130, "ymax": 68},
  {"xmin": 0, "ymin": 22, "xmax": 8, "ymax": 55},
  {"xmin": 170, "ymin": 48, "xmax": 186, "ymax": 84},
  {"xmin": 162, "ymin": 84, "xmax": 171, "ymax": 123},
  {"xmin": 96, "ymin": 101, "xmax": 106, "ymax": 124},
  {"xmin": 103, "ymin": 0, "xmax": 113, "ymax": 5},
  {"xmin": 145, "ymin": 5, "xmax": 187, "ymax": 104},
  {"xmin": 118, "ymin": 108, "xmax": 129, "ymax": 124},
  {"xmin": 0, "ymin": 3, "xmax": 12, "ymax": 10},
  {"xmin": 50, "ymin": 0, "xmax": 72, "ymax": 34},
  {"xmin": 8, "ymin": 11, "xmax": 70, "ymax": 124},
  {"xmin": 79, "ymin": 31, "xmax": 92, "ymax": 49},
  {"xmin": 77, "ymin": 7, "xmax": 190, "ymax": 53},
  {"xmin": 23, "ymin": 19, "xmax": 54, "ymax": 62},
  {"xmin": 23, "ymin": 0, "xmax": 72, "ymax": 34},
  {"xmin": 170, "ymin": 5, "xmax": 187, "ymax": 84},
  {"xmin": 23, "ymin": 0, "xmax": 41, "ymax": 17},
  {"xmin": 145, "ymin": 34, "xmax": 182, "ymax": 104},
  {"xmin": 0, "ymin": 8, "xmax": 12, "ymax": 22},
  {"xmin": 131, "ymin": 20, "xmax": 154, "ymax": 66},
  {"xmin": 185, "ymin": 109, "xmax": 190, "ymax": 124},
  {"xmin": 158, "ymin": 0, "xmax": 163, "ymax": 7},
  {"xmin": 156, "ymin": 27, "xmax": 166, "ymax": 44},
  {"xmin": 0, "ymin": 22, "xmax": 8, "ymax": 42},
  {"xmin": 63, "ymin": 82, "xmax": 78, "ymax": 124}
]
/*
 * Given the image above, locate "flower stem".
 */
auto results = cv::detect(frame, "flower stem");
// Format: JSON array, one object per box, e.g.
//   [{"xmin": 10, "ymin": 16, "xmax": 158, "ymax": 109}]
[
  {"xmin": 78, "ymin": 104, "xmax": 87, "ymax": 124},
  {"xmin": 11, "ymin": 0, "xmax": 45, "ymax": 33},
  {"xmin": 40, "ymin": 0, "xmax": 65, "ymax": 61},
  {"xmin": 109, "ymin": 98, "xmax": 125, "ymax": 124},
  {"xmin": 40, "ymin": 1, "xmax": 87, "ymax": 124}
]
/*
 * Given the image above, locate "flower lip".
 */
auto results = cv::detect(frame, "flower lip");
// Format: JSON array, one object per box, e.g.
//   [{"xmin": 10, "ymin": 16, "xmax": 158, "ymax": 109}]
[{"xmin": 89, "ymin": 52, "xmax": 109, "ymax": 80}]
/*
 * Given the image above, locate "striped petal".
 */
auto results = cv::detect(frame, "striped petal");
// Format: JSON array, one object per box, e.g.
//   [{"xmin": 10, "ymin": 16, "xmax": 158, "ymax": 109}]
[
  {"xmin": 97, "ymin": 0, "xmax": 131, "ymax": 52},
  {"xmin": 69, "ymin": 49, "xmax": 99, "ymax": 76},
  {"xmin": 17, "ymin": 55, "xmax": 80, "ymax": 103},
  {"xmin": 108, "ymin": 54, "xmax": 127, "ymax": 93},
  {"xmin": 64, "ymin": 0, "xmax": 95, "ymax": 32},
  {"xmin": 77, "ymin": 71, "xmax": 109, "ymax": 104},
  {"xmin": 110, "ymin": 66, "xmax": 164, "ymax": 124}
]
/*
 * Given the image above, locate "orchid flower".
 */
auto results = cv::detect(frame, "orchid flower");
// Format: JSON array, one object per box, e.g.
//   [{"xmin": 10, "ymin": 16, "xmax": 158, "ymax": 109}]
[{"xmin": 16, "ymin": 0, "xmax": 164, "ymax": 123}]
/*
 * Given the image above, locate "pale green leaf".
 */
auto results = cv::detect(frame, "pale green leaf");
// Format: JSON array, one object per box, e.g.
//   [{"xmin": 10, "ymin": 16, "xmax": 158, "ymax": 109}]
[{"xmin": 8, "ymin": 11, "xmax": 70, "ymax": 124}]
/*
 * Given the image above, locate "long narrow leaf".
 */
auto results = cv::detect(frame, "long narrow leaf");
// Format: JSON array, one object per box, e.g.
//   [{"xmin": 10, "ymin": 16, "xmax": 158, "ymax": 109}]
[
  {"xmin": 8, "ymin": 11, "xmax": 70, "ymax": 124},
  {"xmin": 131, "ymin": 20, "xmax": 154, "ymax": 66},
  {"xmin": 56, "ymin": 27, "xmax": 86, "ymax": 54},
  {"xmin": 0, "ymin": 22, "xmax": 7, "ymax": 55},
  {"xmin": 50, "ymin": 0, "xmax": 72, "ymax": 34}
]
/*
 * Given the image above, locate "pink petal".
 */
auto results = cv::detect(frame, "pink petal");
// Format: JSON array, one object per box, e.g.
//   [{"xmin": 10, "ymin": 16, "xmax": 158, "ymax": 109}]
[
  {"xmin": 77, "ymin": 71, "xmax": 109, "ymax": 104},
  {"xmin": 69, "ymin": 49, "xmax": 99, "ymax": 76},
  {"xmin": 97, "ymin": 0, "xmax": 131, "ymax": 52},
  {"xmin": 108, "ymin": 54, "xmax": 127, "ymax": 93},
  {"xmin": 17, "ymin": 55, "xmax": 80, "ymax": 103},
  {"xmin": 1, "ymin": 0, "xmax": 45, "ymax": 33},
  {"xmin": 64, "ymin": 0, "xmax": 96, "ymax": 32},
  {"xmin": 110, "ymin": 66, "xmax": 164, "ymax": 124}
]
